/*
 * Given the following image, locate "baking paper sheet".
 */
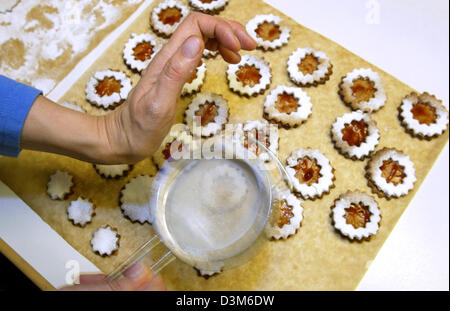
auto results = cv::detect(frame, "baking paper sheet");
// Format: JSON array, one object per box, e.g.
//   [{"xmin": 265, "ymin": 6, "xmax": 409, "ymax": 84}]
[{"xmin": 0, "ymin": 0, "xmax": 448, "ymax": 290}]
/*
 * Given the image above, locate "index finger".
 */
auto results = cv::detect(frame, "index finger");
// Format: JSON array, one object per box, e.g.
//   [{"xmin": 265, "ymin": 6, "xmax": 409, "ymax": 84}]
[{"xmin": 147, "ymin": 12, "xmax": 256, "ymax": 75}]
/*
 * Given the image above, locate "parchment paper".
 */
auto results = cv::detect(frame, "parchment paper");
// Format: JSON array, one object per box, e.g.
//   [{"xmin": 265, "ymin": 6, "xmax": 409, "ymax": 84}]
[{"xmin": 0, "ymin": 0, "xmax": 448, "ymax": 290}]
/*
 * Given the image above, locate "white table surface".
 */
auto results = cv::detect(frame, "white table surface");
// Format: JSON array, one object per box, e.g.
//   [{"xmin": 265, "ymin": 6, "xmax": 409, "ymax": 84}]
[
  {"xmin": 264, "ymin": 0, "xmax": 449, "ymax": 291},
  {"xmin": 0, "ymin": 0, "xmax": 448, "ymax": 291}
]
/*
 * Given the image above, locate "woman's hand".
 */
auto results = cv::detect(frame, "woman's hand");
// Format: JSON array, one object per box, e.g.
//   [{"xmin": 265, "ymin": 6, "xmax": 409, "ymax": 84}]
[
  {"xmin": 20, "ymin": 13, "xmax": 256, "ymax": 164},
  {"xmin": 96, "ymin": 12, "xmax": 256, "ymax": 164}
]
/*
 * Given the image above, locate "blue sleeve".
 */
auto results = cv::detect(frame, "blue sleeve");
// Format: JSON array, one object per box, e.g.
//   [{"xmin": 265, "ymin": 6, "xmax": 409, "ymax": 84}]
[{"xmin": 0, "ymin": 75, "xmax": 42, "ymax": 157}]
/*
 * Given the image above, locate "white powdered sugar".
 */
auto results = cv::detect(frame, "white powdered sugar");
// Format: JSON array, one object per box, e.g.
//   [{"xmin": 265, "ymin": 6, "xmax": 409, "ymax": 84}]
[
  {"xmin": 0, "ymin": 0, "xmax": 143, "ymax": 94},
  {"xmin": 331, "ymin": 110, "xmax": 379, "ymax": 160},
  {"xmin": 227, "ymin": 54, "xmax": 271, "ymax": 97},
  {"xmin": 120, "ymin": 175, "xmax": 154, "ymax": 224},
  {"xmin": 188, "ymin": 0, "xmax": 229, "ymax": 13},
  {"xmin": 67, "ymin": 197, "xmax": 94, "ymax": 227},
  {"xmin": 286, "ymin": 148, "xmax": 334, "ymax": 200},
  {"xmin": 339, "ymin": 68, "xmax": 386, "ymax": 113},
  {"xmin": 123, "ymin": 33, "xmax": 160, "ymax": 73},
  {"xmin": 366, "ymin": 148, "xmax": 416, "ymax": 198},
  {"xmin": 151, "ymin": 0, "xmax": 189, "ymax": 37},
  {"xmin": 265, "ymin": 189, "xmax": 303, "ymax": 240},
  {"xmin": 399, "ymin": 92, "xmax": 449, "ymax": 139},
  {"xmin": 264, "ymin": 85, "xmax": 312, "ymax": 127},
  {"xmin": 182, "ymin": 61, "xmax": 207, "ymax": 96},
  {"xmin": 234, "ymin": 120, "xmax": 279, "ymax": 163},
  {"xmin": 184, "ymin": 92, "xmax": 229, "ymax": 137},
  {"xmin": 85, "ymin": 69, "xmax": 132, "ymax": 109},
  {"xmin": 332, "ymin": 190, "xmax": 381, "ymax": 240},
  {"xmin": 246, "ymin": 14, "xmax": 290, "ymax": 51},
  {"xmin": 287, "ymin": 47, "xmax": 332, "ymax": 86},
  {"xmin": 91, "ymin": 225, "xmax": 120, "ymax": 256}
]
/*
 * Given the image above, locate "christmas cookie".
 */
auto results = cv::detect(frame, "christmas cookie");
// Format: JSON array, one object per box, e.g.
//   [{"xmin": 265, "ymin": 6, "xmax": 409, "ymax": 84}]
[
  {"xmin": 153, "ymin": 124, "xmax": 194, "ymax": 168},
  {"xmin": 331, "ymin": 110, "xmax": 380, "ymax": 160},
  {"xmin": 246, "ymin": 14, "xmax": 290, "ymax": 51},
  {"xmin": 85, "ymin": 70, "xmax": 132, "ymax": 110},
  {"xmin": 91, "ymin": 225, "xmax": 120, "ymax": 257},
  {"xmin": 235, "ymin": 120, "xmax": 279, "ymax": 162},
  {"xmin": 67, "ymin": 197, "xmax": 95, "ymax": 227},
  {"xmin": 93, "ymin": 164, "xmax": 132, "ymax": 179},
  {"xmin": 120, "ymin": 175, "xmax": 154, "ymax": 224},
  {"xmin": 366, "ymin": 148, "xmax": 416, "ymax": 199},
  {"xmin": 286, "ymin": 149, "xmax": 334, "ymax": 200},
  {"xmin": 332, "ymin": 190, "xmax": 381, "ymax": 241},
  {"xmin": 47, "ymin": 170, "xmax": 74, "ymax": 200},
  {"xmin": 195, "ymin": 262, "xmax": 224, "ymax": 278},
  {"xmin": 263, "ymin": 85, "xmax": 312, "ymax": 129},
  {"xmin": 265, "ymin": 189, "xmax": 303, "ymax": 240},
  {"xmin": 151, "ymin": 0, "xmax": 189, "ymax": 38},
  {"xmin": 227, "ymin": 54, "xmax": 271, "ymax": 97},
  {"xmin": 184, "ymin": 92, "xmax": 229, "ymax": 137},
  {"xmin": 123, "ymin": 33, "xmax": 159, "ymax": 73},
  {"xmin": 399, "ymin": 92, "xmax": 449, "ymax": 140},
  {"xmin": 182, "ymin": 61, "xmax": 207, "ymax": 96},
  {"xmin": 203, "ymin": 48, "xmax": 218, "ymax": 59},
  {"xmin": 287, "ymin": 47, "xmax": 333, "ymax": 87},
  {"xmin": 188, "ymin": 0, "xmax": 229, "ymax": 14},
  {"xmin": 339, "ymin": 68, "xmax": 386, "ymax": 113}
]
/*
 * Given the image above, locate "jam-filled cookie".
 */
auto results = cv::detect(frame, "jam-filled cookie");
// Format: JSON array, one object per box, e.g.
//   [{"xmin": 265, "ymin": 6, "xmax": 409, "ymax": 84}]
[
  {"xmin": 235, "ymin": 120, "xmax": 279, "ymax": 163},
  {"xmin": 182, "ymin": 61, "xmax": 207, "ymax": 96},
  {"xmin": 263, "ymin": 85, "xmax": 312, "ymax": 129},
  {"xmin": 265, "ymin": 189, "xmax": 303, "ymax": 240},
  {"xmin": 188, "ymin": 0, "xmax": 229, "ymax": 14},
  {"xmin": 85, "ymin": 69, "xmax": 132, "ymax": 110},
  {"xmin": 246, "ymin": 14, "xmax": 290, "ymax": 51},
  {"xmin": 366, "ymin": 148, "xmax": 416, "ymax": 199},
  {"xmin": 91, "ymin": 225, "xmax": 120, "ymax": 257},
  {"xmin": 399, "ymin": 92, "xmax": 449, "ymax": 140},
  {"xmin": 287, "ymin": 47, "xmax": 333, "ymax": 87},
  {"xmin": 123, "ymin": 33, "xmax": 160, "ymax": 73},
  {"xmin": 285, "ymin": 148, "xmax": 335, "ymax": 200},
  {"xmin": 184, "ymin": 92, "xmax": 229, "ymax": 137},
  {"xmin": 227, "ymin": 54, "xmax": 271, "ymax": 97},
  {"xmin": 152, "ymin": 124, "xmax": 195, "ymax": 169},
  {"xmin": 151, "ymin": 0, "xmax": 190, "ymax": 38},
  {"xmin": 331, "ymin": 190, "xmax": 381, "ymax": 241},
  {"xmin": 339, "ymin": 68, "xmax": 386, "ymax": 113},
  {"xmin": 331, "ymin": 110, "xmax": 380, "ymax": 160},
  {"xmin": 120, "ymin": 175, "xmax": 154, "ymax": 224}
]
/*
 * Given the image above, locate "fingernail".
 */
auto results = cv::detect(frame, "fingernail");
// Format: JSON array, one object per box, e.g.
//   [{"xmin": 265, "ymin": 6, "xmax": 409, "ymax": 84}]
[
  {"xmin": 124, "ymin": 263, "xmax": 145, "ymax": 278},
  {"xmin": 182, "ymin": 36, "xmax": 202, "ymax": 58}
]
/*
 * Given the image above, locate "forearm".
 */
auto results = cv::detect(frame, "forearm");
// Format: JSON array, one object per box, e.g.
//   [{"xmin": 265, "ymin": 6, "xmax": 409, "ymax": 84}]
[{"xmin": 20, "ymin": 96, "xmax": 111, "ymax": 163}]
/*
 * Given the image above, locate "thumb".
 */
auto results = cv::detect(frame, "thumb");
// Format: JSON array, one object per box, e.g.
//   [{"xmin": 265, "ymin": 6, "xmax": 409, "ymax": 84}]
[
  {"xmin": 59, "ymin": 263, "xmax": 160, "ymax": 291},
  {"xmin": 156, "ymin": 35, "xmax": 204, "ymax": 101}
]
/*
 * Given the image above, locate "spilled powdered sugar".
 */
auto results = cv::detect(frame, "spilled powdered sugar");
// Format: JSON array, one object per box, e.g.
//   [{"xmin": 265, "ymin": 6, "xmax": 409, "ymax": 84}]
[{"xmin": 0, "ymin": 0, "xmax": 142, "ymax": 94}]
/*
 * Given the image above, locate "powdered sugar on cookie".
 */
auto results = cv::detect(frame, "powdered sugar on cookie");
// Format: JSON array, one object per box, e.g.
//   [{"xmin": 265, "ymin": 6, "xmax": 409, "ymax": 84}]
[
  {"xmin": 332, "ymin": 190, "xmax": 381, "ymax": 241},
  {"xmin": 91, "ymin": 225, "xmax": 120, "ymax": 256},
  {"xmin": 120, "ymin": 175, "xmax": 154, "ymax": 224},
  {"xmin": 246, "ymin": 14, "xmax": 290, "ymax": 51},
  {"xmin": 331, "ymin": 110, "xmax": 379, "ymax": 160},
  {"xmin": 67, "ymin": 197, "xmax": 95, "ymax": 227}
]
